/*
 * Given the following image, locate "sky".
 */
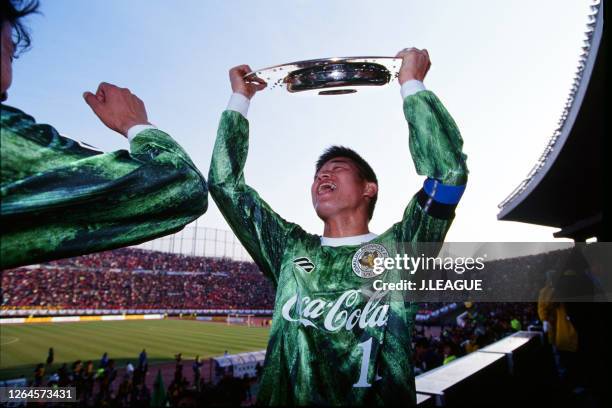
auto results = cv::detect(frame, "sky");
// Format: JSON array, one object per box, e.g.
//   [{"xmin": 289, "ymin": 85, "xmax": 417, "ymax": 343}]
[{"xmin": 7, "ymin": 0, "xmax": 593, "ymax": 245}]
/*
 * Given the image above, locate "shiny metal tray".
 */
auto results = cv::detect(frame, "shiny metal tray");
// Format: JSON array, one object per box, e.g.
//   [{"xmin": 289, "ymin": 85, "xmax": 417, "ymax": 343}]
[{"xmin": 244, "ymin": 57, "xmax": 401, "ymax": 96}]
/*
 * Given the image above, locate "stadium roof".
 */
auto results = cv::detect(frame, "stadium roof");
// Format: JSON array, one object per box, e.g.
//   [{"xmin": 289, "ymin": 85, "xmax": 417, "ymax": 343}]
[{"xmin": 497, "ymin": 1, "xmax": 604, "ymax": 241}]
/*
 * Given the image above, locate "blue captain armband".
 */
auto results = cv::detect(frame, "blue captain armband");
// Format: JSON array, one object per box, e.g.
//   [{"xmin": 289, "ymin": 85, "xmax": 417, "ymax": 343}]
[
  {"xmin": 416, "ymin": 178, "xmax": 466, "ymax": 219},
  {"xmin": 423, "ymin": 178, "xmax": 466, "ymax": 205}
]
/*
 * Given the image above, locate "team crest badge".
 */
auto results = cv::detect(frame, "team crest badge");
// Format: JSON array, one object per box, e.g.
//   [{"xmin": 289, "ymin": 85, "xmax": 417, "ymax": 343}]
[
  {"xmin": 351, "ymin": 243, "xmax": 389, "ymax": 279},
  {"xmin": 293, "ymin": 257, "xmax": 315, "ymax": 273}
]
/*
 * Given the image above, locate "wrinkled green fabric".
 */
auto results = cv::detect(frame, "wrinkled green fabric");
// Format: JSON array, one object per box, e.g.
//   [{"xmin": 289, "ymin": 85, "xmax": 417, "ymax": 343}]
[
  {"xmin": 1, "ymin": 104, "xmax": 207, "ymax": 269},
  {"xmin": 209, "ymin": 90, "xmax": 468, "ymax": 406},
  {"xmin": 404, "ymin": 91, "xmax": 468, "ymax": 186}
]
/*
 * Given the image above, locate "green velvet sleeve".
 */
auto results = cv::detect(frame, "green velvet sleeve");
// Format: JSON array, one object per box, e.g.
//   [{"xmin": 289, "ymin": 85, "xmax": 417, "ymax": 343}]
[
  {"xmin": 208, "ymin": 110, "xmax": 294, "ymax": 286},
  {"xmin": 0, "ymin": 104, "xmax": 208, "ymax": 269},
  {"xmin": 394, "ymin": 90, "xmax": 468, "ymax": 244}
]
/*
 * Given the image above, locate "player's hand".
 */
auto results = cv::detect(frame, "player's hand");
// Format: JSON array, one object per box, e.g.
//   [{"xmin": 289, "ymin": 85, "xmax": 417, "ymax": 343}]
[
  {"xmin": 395, "ymin": 47, "xmax": 431, "ymax": 84},
  {"xmin": 83, "ymin": 82, "xmax": 150, "ymax": 137},
  {"xmin": 229, "ymin": 65, "xmax": 267, "ymax": 99}
]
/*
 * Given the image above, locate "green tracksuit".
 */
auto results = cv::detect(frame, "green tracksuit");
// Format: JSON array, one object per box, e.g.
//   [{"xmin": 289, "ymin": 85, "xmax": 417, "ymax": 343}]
[
  {"xmin": 1, "ymin": 104, "xmax": 207, "ymax": 269},
  {"xmin": 209, "ymin": 90, "xmax": 468, "ymax": 405}
]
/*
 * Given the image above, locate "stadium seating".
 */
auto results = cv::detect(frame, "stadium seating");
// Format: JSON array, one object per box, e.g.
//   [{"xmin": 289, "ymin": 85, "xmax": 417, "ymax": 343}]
[{"xmin": 1, "ymin": 248, "xmax": 276, "ymax": 310}]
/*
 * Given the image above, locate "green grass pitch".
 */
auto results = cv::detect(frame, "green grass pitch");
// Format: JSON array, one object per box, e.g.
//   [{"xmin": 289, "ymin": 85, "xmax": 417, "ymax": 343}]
[{"xmin": 0, "ymin": 319, "xmax": 270, "ymax": 380}]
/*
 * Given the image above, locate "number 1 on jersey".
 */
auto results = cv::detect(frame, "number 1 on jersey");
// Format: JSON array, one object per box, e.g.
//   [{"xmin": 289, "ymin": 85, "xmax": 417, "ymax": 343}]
[{"xmin": 353, "ymin": 337, "xmax": 382, "ymax": 388}]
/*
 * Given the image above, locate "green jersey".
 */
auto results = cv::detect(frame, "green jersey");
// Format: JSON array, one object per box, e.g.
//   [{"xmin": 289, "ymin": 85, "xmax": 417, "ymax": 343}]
[
  {"xmin": 209, "ymin": 90, "xmax": 468, "ymax": 405},
  {"xmin": 1, "ymin": 104, "xmax": 207, "ymax": 269}
]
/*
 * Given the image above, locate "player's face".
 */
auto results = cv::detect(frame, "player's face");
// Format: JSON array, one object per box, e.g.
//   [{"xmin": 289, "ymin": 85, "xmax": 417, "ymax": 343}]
[
  {"xmin": 311, "ymin": 157, "xmax": 369, "ymax": 221},
  {"xmin": 0, "ymin": 23, "xmax": 13, "ymax": 101}
]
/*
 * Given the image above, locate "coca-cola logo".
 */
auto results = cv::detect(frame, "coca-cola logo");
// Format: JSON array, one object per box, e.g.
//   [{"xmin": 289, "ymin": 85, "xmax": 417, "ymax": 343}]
[{"xmin": 281, "ymin": 289, "xmax": 389, "ymax": 332}]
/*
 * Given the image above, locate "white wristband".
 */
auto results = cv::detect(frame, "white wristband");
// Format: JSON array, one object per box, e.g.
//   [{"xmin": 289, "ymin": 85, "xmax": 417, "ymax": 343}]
[
  {"xmin": 400, "ymin": 80, "xmax": 426, "ymax": 99},
  {"xmin": 227, "ymin": 92, "xmax": 251, "ymax": 117},
  {"xmin": 127, "ymin": 124, "xmax": 157, "ymax": 142}
]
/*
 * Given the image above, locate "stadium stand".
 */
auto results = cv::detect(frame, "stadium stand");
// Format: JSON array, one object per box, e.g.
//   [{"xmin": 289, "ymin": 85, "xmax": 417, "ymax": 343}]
[
  {"xmin": 1, "ymin": 248, "xmax": 275, "ymax": 311},
  {"xmin": 3, "ymin": 246, "xmax": 594, "ymax": 314},
  {"xmin": 497, "ymin": 0, "xmax": 604, "ymax": 241},
  {"xmin": 495, "ymin": 2, "xmax": 608, "ymax": 406}
]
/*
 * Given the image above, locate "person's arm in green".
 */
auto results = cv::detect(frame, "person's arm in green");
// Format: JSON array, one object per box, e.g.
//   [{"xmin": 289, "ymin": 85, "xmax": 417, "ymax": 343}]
[
  {"xmin": 208, "ymin": 90, "xmax": 293, "ymax": 286},
  {"xmin": 1, "ymin": 89, "xmax": 207, "ymax": 269},
  {"xmin": 394, "ymin": 79, "xmax": 468, "ymax": 244}
]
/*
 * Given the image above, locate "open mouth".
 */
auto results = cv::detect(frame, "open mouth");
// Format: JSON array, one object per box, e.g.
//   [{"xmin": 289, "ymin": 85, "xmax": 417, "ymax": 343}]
[{"xmin": 317, "ymin": 182, "xmax": 337, "ymax": 195}]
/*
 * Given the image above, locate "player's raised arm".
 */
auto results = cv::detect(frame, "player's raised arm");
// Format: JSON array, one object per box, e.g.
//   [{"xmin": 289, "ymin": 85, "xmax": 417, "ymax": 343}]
[
  {"xmin": 208, "ymin": 65, "xmax": 293, "ymax": 285},
  {"xmin": 0, "ymin": 83, "xmax": 208, "ymax": 269},
  {"xmin": 393, "ymin": 48, "xmax": 469, "ymax": 243}
]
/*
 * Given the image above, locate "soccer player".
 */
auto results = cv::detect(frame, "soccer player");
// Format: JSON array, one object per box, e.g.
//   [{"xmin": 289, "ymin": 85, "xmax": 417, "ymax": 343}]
[
  {"xmin": 209, "ymin": 48, "xmax": 468, "ymax": 405},
  {"xmin": 0, "ymin": 0, "xmax": 207, "ymax": 269}
]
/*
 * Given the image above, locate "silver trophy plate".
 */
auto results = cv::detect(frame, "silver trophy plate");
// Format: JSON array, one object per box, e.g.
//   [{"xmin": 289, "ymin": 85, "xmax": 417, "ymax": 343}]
[{"xmin": 244, "ymin": 57, "xmax": 401, "ymax": 96}]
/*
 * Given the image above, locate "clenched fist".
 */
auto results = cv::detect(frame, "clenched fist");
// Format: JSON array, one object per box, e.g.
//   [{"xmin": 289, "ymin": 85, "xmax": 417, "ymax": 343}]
[
  {"xmin": 395, "ymin": 47, "xmax": 431, "ymax": 84},
  {"xmin": 229, "ymin": 65, "xmax": 267, "ymax": 99},
  {"xmin": 83, "ymin": 83, "xmax": 150, "ymax": 137}
]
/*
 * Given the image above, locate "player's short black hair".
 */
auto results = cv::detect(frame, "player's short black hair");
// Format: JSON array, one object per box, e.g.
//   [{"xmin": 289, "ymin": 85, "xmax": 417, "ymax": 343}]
[
  {"xmin": 0, "ymin": 0, "xmax": 40, "ymax": 56},
  {"xmin": 315, "ymin": 145, "xmax": 378, "ymax": 220}
]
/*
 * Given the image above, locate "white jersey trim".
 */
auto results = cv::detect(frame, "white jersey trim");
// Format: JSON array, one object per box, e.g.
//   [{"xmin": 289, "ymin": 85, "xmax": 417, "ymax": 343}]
[{"xmin": 320, "ymin": 232, "xmax": 378, "ymax": 247}]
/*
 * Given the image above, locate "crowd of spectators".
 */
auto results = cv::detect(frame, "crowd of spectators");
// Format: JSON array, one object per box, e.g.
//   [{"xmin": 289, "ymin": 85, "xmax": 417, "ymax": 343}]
[
  {"xmin": 413, "ymin": 302, "xmax": 538, "ymax": 374},
  {"xmin": 1, "ymin": 248, "xmax": 275, "ymax": 310},
  {"xmin": 22, "ymin": 348, "xmax": 259, "ymax": 407},
  {"xmin": 4, "ymin": 246, "xmax": 603, "ymax": 311},
  {"xmin": 46, "ymin": 248, "xmax": 260, "ymax": 274}
]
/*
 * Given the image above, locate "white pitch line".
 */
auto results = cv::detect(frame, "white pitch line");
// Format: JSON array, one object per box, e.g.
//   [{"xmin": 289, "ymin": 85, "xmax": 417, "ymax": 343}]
[{"xmin": 0, "ymin": 336, "xmax": 20, "ymax": 346}]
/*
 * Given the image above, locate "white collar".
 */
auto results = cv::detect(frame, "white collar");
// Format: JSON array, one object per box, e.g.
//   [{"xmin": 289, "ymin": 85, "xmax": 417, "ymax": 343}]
[{"xmin": 320, "ymin": 232, "xmax": 378, "ymax": 247}]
